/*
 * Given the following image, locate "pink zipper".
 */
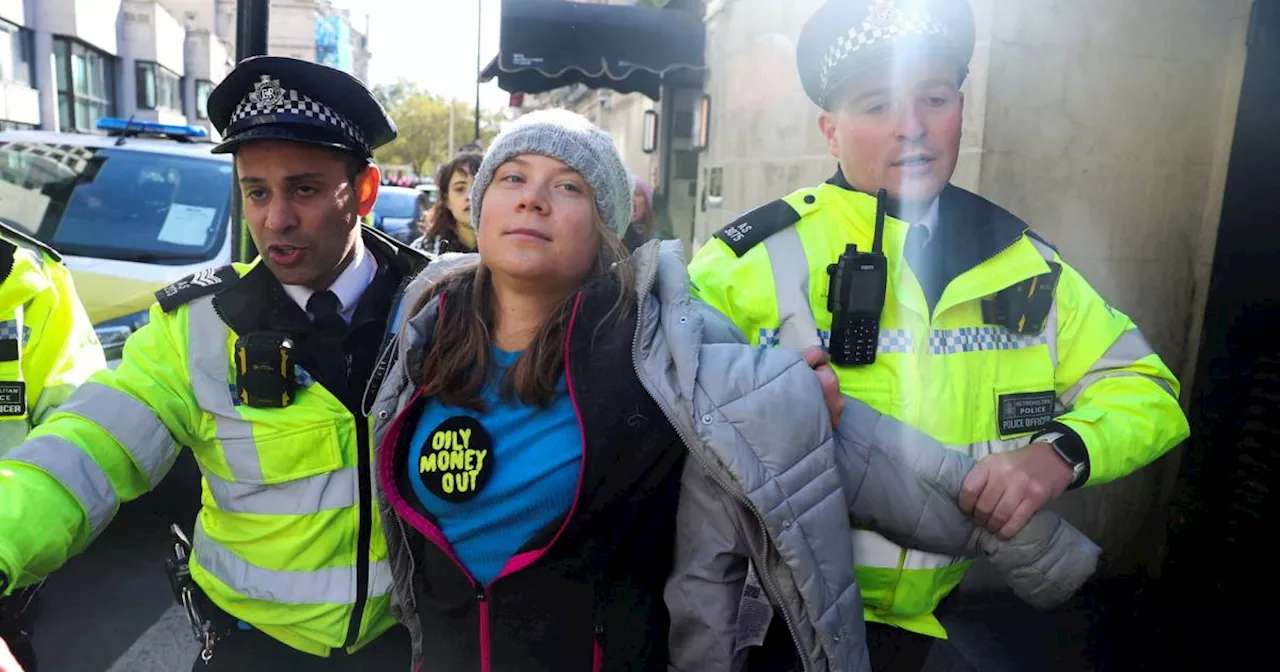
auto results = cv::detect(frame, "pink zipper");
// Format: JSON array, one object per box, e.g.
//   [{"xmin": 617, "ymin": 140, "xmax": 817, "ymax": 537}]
[
  {"xmin": 479, "ymin": 593, "xmax": 492, "ymax": 672},
  {"xmin": 491, "ymin": 292, "xmax": 590, "ymax": 581},
  {"xmin": 379, "ymin": 291, "xmax": 592, "ymax": 672},
  {"xmin": 592, "ymin": 625, "xmax": 605, "ymax": 672}
]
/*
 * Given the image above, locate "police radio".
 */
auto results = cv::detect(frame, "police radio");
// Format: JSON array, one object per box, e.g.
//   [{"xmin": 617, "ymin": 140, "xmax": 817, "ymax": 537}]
[{"xmin": 826, "ymin": 188, "xmax": 889, "ymax": 367}]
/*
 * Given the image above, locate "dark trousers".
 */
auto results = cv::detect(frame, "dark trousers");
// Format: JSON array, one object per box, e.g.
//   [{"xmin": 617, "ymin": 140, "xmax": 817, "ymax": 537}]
[
  {"xmin": 0, "ymin": 591, "xmax": 38, "ymax": 672},
  {"xmin": 866, "ymin": 584, "xmax": 1180, "ymax": 672},
  {"xmin": 195, "ymin": 626, "xmax": 411, "ymax": 672}
]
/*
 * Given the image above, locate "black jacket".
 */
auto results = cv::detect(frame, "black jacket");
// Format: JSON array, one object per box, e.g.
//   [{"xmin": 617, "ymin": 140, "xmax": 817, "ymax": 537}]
[{"xmin": 382, "ymin": 277, "xmax": 686, "ymax": 671}]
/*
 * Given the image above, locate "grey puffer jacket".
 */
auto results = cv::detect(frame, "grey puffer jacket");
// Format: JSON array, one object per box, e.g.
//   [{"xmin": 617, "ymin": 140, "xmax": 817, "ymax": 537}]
[{"xmin": 367, "ymin": 240, "xmax": 1100, "ymax": 672}]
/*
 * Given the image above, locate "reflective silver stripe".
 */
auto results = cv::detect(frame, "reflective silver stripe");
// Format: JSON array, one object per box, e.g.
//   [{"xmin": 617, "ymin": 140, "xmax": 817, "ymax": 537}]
[
  {"xmin": 763, "ymin": 227, "xmax": 822, "ymax": 350},
  {"xmin": 1025, "ymin": 237, "xmax": 1061, "ymax": 367},
  {"xmin": 0, "ymin": 421, "xmax": 29, "ymax": 455},
  {"xmin": 1062, "ymin": 329, "xmax": 1176, "ymax": 406},
  {"xmin": 853, "ymin": 532, "xmax": 960, "ymax": 571},
  {"xmin": 5, "ymin": 434, "xmax": 117, "ymax": 541},
  {"xmin": 55, "ymin": 382, "xmax": 178, "ymax": 488},
  {"xmin": 369, "ymin": 554, "xmax": 393, "ymax": 598},
  {"xmin": 852, "ymin": 529, "xmax": 904, "ymax": 568},
  {"xmin": 187, "ymin": 299, "xmax": 264, "ymax": 483},
  {"xmin": 902, "ymin": 548, "xmax": 961, "ymax": 570},
  {"xmin": 32, "ymin": 382, "xmax": 80, "ymax": 426},
  {"xmin": 202, "ymin": 465, "xmax": 358, "ymax": 515},
  {"xmin": 193, "ymin": 519, "xmax": 391, "ymax": 604}
]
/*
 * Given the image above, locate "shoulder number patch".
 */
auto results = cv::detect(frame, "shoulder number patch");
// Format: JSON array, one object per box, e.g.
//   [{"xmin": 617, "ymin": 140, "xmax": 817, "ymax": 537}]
[
  {"xmin": 155, "ymin": 265, "xmax": 240, "ymax": 313},
  {"xmin": 713, "ymin": 199, "xmax": 801, "ymax": 257}
]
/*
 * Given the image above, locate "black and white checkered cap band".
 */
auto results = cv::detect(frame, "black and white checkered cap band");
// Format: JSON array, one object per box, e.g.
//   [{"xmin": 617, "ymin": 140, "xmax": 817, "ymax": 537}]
[
  {"xmin": 228, "ymin": 87, "xmax": 368, "ymax": 150},
  {"xmin": 819, "ymin": 5, "xmax": 951, "ymax": 103}
]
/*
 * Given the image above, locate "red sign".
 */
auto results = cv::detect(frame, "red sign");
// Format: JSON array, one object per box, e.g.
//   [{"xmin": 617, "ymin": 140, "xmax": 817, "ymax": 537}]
[{"xmin": 509, "ymin": 92, "xmax": 525, "ymax": 108}]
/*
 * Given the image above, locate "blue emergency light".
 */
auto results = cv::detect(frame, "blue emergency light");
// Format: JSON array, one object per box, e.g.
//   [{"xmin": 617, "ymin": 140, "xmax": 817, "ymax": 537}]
[{"xmin": 96, "ymin": 117, "xmax": 209, "ymax": 138}]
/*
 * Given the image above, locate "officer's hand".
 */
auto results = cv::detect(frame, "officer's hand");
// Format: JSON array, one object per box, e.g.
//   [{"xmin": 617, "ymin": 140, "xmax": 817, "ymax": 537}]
[
  {"xmin": 958, "ymin": 442, "xmax": 1074, "ymax": 539},
  {"xmin": 801, "ymin": 346, "xmax": 843, "ymax": 429},
  {"xmin": 0, "ymin": 637, "xmax": 24, "ymax": 672}
]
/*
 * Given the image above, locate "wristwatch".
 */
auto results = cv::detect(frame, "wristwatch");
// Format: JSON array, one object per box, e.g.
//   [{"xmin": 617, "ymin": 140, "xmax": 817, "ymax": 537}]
[{"xmin": 1038, "ymin": 430, "xmax": 1089, "ymax": 489}]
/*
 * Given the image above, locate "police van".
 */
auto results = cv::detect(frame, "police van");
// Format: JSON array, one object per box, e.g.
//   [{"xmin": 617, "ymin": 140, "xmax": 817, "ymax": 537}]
[{"xmin": 0, "ymin": 118, "xmax": 234, "ymax": 364}]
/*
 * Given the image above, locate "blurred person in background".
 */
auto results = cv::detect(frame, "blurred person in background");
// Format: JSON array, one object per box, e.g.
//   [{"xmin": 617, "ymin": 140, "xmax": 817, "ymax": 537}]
[
  {"xmin": 411, "ymin": 152, "xmax": 483, "ymax": 255},
  {"xmin": 623, "ymin": 178, "xmax": 659, "ymax": 253}
]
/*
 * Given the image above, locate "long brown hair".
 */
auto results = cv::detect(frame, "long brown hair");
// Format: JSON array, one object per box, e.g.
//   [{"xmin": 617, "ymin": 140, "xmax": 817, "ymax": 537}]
[
  {"xmin": 415, "ymin": 211, "xmax": 636, "ymax": 412},
  {"xmin": 422, "ymin": 152, "xmax": 483, "ymax": 242}
]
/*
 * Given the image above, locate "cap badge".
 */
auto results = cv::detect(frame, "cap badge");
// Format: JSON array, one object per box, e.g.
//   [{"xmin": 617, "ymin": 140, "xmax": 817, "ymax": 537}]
[
  {"xmin": 869, "ymin": 0, "xmax": 899, "ymax": 28},
  {"xmin": 249, "ymin": 75, "xmax": 286, "ymax": 109}
]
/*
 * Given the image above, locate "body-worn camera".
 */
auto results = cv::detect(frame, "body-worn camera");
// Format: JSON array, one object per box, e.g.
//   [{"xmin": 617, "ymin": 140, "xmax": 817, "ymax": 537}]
[
  {"xmin": 982, "ymin": 262, "xmax": 1063, "ymax": 336},
  {"xmin": 234, "ymin": 332, "xmax": 297, "ymax": 408},
  {"xmin": 826, "ymin": 189, "xmax": 890, "ymax": 367}
]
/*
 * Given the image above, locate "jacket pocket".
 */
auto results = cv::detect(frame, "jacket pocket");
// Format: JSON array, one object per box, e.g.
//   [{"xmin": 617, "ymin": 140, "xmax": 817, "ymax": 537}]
[{"xmin": 204, "ymin": 421, "xmax": 343, "ymax": 486}]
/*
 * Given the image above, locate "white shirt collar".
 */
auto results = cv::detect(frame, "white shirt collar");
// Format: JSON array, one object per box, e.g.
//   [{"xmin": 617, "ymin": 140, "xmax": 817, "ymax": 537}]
[
  {"xmin": 913, "ymin": 197, "xmax": 940, "ymax": 241},
  {"xmin": 281, "ymin": 239, "xmax": 377, "ymax": 323}
]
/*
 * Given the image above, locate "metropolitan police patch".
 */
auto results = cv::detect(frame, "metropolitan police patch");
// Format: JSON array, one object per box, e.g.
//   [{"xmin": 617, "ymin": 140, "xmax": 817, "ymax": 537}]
[
  {"xmin": 997, "ymin": 390, "xmax": 1056, "ymax": 436},
  {"xmin": 0, "ymin": 381, "xmax": 26, "ymax": 417}
]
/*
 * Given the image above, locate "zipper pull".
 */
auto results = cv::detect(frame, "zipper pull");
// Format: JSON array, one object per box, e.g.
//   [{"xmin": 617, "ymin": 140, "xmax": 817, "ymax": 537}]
[{"xmin": 594, "ymin": 624, "xmax": 605, "ymax": 642}]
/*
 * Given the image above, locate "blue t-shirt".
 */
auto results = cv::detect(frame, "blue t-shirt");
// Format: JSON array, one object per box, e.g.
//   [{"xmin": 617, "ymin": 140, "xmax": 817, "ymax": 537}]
[{"xmin": 407, "ymin": 348, "xmax": 581, "ymax": 586}]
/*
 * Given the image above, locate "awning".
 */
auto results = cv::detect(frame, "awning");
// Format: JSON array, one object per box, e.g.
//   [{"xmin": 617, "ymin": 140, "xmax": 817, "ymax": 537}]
[{"xmin": 479, "ymin": 0, "xmax": 705, "ymax": 101}]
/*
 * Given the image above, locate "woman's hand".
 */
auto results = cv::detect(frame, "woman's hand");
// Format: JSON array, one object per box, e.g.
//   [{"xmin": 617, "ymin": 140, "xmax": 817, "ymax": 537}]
[
  {"xmin": 0, "ymin": 637, "xmax": 24, "ymax": 672},
  {"xmin": 801, "ymin": 346, "xmax": 844, "ymax": 429}
]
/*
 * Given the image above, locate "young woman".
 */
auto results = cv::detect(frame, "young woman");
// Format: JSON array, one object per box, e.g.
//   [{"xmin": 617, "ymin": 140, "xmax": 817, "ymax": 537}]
[
  {"xmin": 367, "ymin": 110, "xmax": 1100, "ymax": 671},
  {"xmin": 411, "ymin": 152, "xmax": 483, "ymax": 254}
]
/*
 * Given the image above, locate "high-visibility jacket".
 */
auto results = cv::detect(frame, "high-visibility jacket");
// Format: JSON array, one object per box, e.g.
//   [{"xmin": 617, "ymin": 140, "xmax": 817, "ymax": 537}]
[
  {"xmin": 0, "ymin": 225, "xmax": 105, "ymax": 452},
  {"xmin": 689, "ymin": 177, "xmax": 1189, "ymax": 638},
  {"xmin": 0, "ymin": 230, "xmax": 425, "ymax": 656}
]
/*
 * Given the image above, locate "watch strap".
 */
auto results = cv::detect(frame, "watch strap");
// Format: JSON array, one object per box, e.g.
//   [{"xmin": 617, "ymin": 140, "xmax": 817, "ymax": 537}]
[{"xmin": 1035, "ymin": 423, "xmax": 1090, "ymax": 489}]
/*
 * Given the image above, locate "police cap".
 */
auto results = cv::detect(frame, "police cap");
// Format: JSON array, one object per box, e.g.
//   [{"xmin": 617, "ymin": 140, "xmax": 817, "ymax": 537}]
[
  {"xmin": 798, "ymin": 0, "xmax": 975, "ymax": 109},
  {"xmin": 206, "ymin": 56, "xmax": 397, "ymax": 158}
]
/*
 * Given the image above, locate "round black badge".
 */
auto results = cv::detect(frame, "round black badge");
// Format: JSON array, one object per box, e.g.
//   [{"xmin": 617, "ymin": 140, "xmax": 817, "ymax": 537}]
[{"xmin": 417, "ymin": 416, "xmax": 494, "ymax": 503}]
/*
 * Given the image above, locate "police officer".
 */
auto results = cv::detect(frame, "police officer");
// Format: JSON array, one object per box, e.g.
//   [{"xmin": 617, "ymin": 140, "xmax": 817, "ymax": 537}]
[
  {"xmin": 0, "ymin": 223, "xmax": 106, "ymax": 671},
  {"xmin": 0, "ymin": 56, "xmax": 426, "ymax": 670},
  {"xmin": 687, "ymin": 0, "xmax": 1190, "ymax": 669}
]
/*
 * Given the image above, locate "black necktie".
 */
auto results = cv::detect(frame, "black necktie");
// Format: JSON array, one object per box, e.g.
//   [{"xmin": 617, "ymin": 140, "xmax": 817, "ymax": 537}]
[
  {"xmin": 307, "ymin": 290, "xmax": 347, "ymax": 335},
  {"xmin": 305, "ymin": 290, "xmax": 350, "ymax": 390},
  {"xmin": 903, "ymin": 226, "xmax": 940, "ymax": 311}
]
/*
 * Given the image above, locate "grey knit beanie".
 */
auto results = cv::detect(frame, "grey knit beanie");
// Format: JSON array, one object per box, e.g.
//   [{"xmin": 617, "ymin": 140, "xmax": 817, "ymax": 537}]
[{"xmin": 471, "ymin": 109, "xmax": 634, "ymax": 239}]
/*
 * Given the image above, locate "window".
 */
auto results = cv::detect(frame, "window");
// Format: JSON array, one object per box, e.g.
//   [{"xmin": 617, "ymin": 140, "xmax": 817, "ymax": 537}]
[
  {"xmin": 53, "ymin": 38, "xmax": 117, "ymax": 132},
  {"xmin": 0, "ymin": 20, "xmax": 33, "ymax": 86},
  {"xmin": 136, "ymin": 62, "xmax": 181, "ymax": 111},
  {"xmin": 136, "ymin": 62, "xmax": 156, "ymax": 109},
  {"xmin": 195, "ymin": 80, "xmax": 214, "ymax": 119},
  {"xmin": 0, "ymin": 141, "xmax": 233, "ymax": 264}
]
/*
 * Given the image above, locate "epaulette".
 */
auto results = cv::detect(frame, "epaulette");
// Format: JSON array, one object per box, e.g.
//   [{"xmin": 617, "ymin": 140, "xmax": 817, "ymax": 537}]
[
  {"xmin": 154, "ymin": 265, "xmax": 240, "ymax": 313},
  {"xmin": 1024, "ymin": 229, "xmax": 1059, "ymax": 254},
  {"xmin": 0, "ymin": 239, "xmax": 14, "ymax": 284},
  {"xmin": 712, "ymin": 199, "xmax": 802, "ymax": 258},
  {"xmin": 0, "ymin": 221, "xmax": 62, "ymax": 262}
]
